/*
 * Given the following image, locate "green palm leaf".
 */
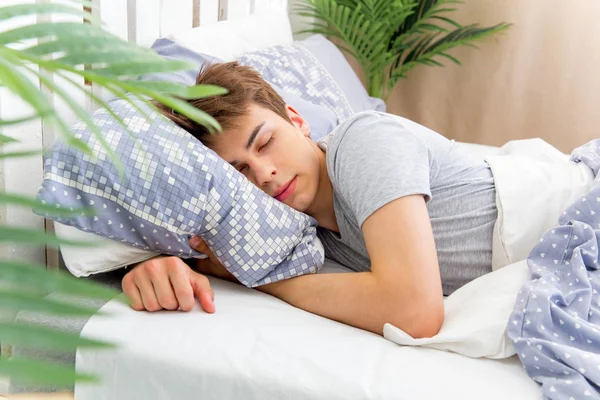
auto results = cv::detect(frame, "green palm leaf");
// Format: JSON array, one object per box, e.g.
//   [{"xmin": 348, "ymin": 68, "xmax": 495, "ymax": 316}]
[
  {"xmin": 0, "ymin": 322, "xmax": 115, "ymax": 351},
  {"xmin": 295, "ymin": 0, "xmax": 509, "ymax": 99},
  {"xmin": 0, "ymin": 193, "xmax": 94, "ymax": 217},
  {"xmin": 0, "ymin": 3, "xmax": 98, "ymax": 24},
  {"xmin": 0, "ymin": 226, "xmax": 97, "ymax": 248},
  {"xmin": 0, "ymin": 291, "xmax": 105, "ymax": 316},
  {"xmin": 389, "ymin": 22, "xmax": 510, "ymax": 90},
  {"xmin": 0, "ymin": 356, "xmax": 98, "ymax": 386},
  {"xmin": 0, "ymin": 260, "xmax": 121, "ymax": 301}
]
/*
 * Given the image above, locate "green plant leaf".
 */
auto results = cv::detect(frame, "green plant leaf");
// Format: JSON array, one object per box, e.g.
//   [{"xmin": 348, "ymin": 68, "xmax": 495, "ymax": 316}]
[
  {"xmin": 26, "ymin": 64, "xmax": 125, "ymax": 177},
  {"xmin": 0, "ymin": 226, "xmax": 97, "ymax": 248},
  {"xmin": 12, "ymin": 48, "xmax": 217, "ymax": 134},
  {"xmin": 0, "ymin": 322, "xmax": 115, "ymax": 351},
  {"xmin": 0, "ymin": 22, "xmax": 112, "ymax": 47},
  {"xmin": 149, "ymin": 91, "xmax": 221, "ymax": 133},
  {"xmin": 430, "ymin": 15, "xmax": 462, "ymax": 29},
  {"xmin": 0, "ymin": 150, "xmax": 42, "ymax": 159},
  {"xmin": 91, "ymin": 59, "xmax": 198, "ymax": 78},
  {"xmin": 0, "ymin": 290, "xmax": 104, "ymax": 316},
  {"xmin": 0, "ymin": 192, "xmax": 94, "ymax": 217},
  {"xmin": 53, "ymin": 70, "xmax": 130, "ymax": 134},
  {"xmin": 0, "ymin": 54, "xmax": 54, "ymax": 118},
  {"xmin": 127, "ymin": 81, "xmax": 228, "ymax": 100},
  {"xmin": 24, "ymin": 38, "xmax": 137, "ymax": 58},
  {"xmin": 0, "ymin": 3, "xmax": 98, "ymax": 24},
  {"xmin": 64, "ymin": 134, "xmax": 93, "ymax": 155},
  {"xmin": 0, "ymin": 260, "xmax": 122, "ymax": 301},
  {"xmin": 389, "ymin": 22, "xmax": 510, "ymax": 90},
  {"xmin": 439, "ymin": 51, "xmax": 461, "ymax": 65},
  {"xmin": 0, "ymin": 356, "xmax": 98, "ymax": 386},
  {"xmin": 0, "ymin": 114, "xmax": 39, "ymax": 127},
  {"xmin": 0, "ymin": 133, "xmax": 18, "ymax": 144}
]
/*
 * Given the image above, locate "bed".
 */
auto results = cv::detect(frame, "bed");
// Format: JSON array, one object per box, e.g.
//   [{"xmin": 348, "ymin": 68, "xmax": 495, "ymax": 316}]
[
  {"xmin": 74, "ymin": 258, "xmax": 540, "ymax": 400},
  {"xmin": 10, "ymin": 143, "xmax": 542, "ymax": 399},
  {"xmin": 9, "ymin": 1, "xmax": 546, "ymax": 398}
]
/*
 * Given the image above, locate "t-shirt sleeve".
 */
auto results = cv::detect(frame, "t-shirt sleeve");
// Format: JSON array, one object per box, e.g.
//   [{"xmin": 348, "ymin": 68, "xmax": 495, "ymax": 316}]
[{"xmin": 329, "ymin": 112, "xmax": 432, "ymax": 228}]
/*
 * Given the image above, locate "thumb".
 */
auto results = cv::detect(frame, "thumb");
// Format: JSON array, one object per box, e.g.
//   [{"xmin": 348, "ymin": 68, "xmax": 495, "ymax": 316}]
[{"xmin": 190, "ymin": 271, "xmax": 215, "ymax": 314}]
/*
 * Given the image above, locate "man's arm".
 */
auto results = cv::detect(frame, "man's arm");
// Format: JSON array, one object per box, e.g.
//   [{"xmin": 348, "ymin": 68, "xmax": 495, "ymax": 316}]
[
  {"xmin": 191, "ymin": 195, "xmax": 444, "ymax": 337},
  {"xmin": 257, "ymin": 195, "xmax": 444, "ymax": 338}
]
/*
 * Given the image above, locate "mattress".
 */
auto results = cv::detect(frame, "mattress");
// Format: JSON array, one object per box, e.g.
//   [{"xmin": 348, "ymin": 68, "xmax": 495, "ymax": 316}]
[{"xmin": 76, "ymin": 259, "xmax": 541, "ymax": 400}]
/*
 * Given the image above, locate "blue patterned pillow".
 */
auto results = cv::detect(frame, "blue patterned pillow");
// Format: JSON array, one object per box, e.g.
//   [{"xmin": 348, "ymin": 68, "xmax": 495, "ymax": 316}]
[
  {"xmin": 35, "ymin": 98, "xmax": 325, "ymax": 287},
  {"xmin": 237, "ymin": 34, "xmax": 386, "ymax": 125},
  {"xmin": 147, "ymin": 38, "xmax": 338, "ymax": 143}
]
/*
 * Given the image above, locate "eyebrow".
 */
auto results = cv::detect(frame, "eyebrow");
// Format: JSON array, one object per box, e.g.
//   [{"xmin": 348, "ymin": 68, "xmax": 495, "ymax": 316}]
[{"xmin": 230, "ymin": 121, "xmax": 266, "ymax": 167}]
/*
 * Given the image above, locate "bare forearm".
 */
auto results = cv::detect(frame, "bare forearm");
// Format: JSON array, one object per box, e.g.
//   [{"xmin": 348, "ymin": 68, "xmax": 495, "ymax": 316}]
[{"xmin": 256, "ymin": 272, "xmax": 413, "ymax": 336}]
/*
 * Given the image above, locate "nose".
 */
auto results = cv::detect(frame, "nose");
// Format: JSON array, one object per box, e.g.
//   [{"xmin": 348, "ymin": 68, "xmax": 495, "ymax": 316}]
[{"xmin": 251, "ymin": 160, "xmax": 276, "ymax": 189}]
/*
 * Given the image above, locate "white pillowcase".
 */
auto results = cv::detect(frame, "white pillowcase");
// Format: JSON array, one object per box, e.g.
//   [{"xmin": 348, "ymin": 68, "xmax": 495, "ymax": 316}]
[
  {"xmin": 384, "ymin": 260, "xmax": 528, "ymax": 359},
  {"xmin": 54, "ymin": 223, "xmax": 159, "ymax": 277},
  {"xmin": 167, "ymin": 5, "xmax": 293, "ymax": 61},
  {"xmin": 485, "ymin": 138, "xmax": 594, "ymax": 270}
]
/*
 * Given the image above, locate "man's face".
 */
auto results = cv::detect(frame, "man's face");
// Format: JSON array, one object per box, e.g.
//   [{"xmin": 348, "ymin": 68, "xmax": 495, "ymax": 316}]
[{"xmin": 207, "ymin": 103, "xmax": 323, "ymax": 213}]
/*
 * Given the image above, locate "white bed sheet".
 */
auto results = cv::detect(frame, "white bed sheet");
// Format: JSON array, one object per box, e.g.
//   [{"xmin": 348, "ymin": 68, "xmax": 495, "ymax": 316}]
[{"xmin": 76, "ymin": 258, "xmax": 541, "ymax": 400}]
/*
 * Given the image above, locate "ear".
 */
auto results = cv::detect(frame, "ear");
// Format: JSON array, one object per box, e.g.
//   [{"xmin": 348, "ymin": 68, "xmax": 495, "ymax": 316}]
[{"xmin": 286, "ymin": 105, "xmax": 311, "ymax": 138}]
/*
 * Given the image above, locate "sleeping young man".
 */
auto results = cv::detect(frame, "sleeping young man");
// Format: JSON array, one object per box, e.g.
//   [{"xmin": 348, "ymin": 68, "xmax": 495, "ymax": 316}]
[{"xmin": 120, "ymin": 61, "xmax": 498, "ymax": 339}]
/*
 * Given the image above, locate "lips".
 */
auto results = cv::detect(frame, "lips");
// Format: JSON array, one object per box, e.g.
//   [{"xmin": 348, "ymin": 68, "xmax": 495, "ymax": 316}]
[{"xmin": 274, "ymin": 177, "xmax": 296, "ymax": 202}]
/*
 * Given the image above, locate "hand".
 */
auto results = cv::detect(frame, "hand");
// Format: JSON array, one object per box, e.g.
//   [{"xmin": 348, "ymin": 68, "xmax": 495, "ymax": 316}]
[
  {"xmin": 121, "ymin": 255, "xmax": 215, "ymax": 313},
  {"xmin": 190, "ymin": 236, "xmax": 239, "ymax": 284}
]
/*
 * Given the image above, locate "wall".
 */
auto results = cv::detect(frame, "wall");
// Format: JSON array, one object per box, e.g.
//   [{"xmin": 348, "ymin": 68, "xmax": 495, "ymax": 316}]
[{"xmin": 346, "ymin": 0, "xmax": 600, "ymax": 153}]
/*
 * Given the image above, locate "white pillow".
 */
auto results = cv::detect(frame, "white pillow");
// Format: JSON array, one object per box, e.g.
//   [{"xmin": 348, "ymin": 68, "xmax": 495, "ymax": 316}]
[
  {"xmin": 484, "ymin": 138, "xmax": 594, "ymax": 270},
  {"xmin": 383, "ymin": 260, "xmax": 529, "ymax": 359},
  {"xmin": 55, "ymin": 222, "xmax": 158, "ymax": 277},
  {"xmin": 167, "ymin": 5, "xmax": 293, "ymax": 61}
]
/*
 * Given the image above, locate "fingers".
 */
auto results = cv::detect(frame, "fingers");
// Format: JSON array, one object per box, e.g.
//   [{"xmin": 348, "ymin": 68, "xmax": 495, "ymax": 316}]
[
  {"xmin": 122, "ymin": 273, "xmax": 144, "ymax": 311},
  {"xmin": 190, "ymin": 271, "xmax": 215, "ymax": 313},
  {"xmin": 121, "ymin": 255, "xmax": 217, "ymax": 314},
  {"xmin": 148, "ymin": 258, "xmax": 182, "ymax": 311},
  {"xmin": 134, "ymin": 271, "xmax": 162, "ymax": 312},
  {"xmin": 168, "ymin": 261, "xmax": 196, "ymax": 312}
]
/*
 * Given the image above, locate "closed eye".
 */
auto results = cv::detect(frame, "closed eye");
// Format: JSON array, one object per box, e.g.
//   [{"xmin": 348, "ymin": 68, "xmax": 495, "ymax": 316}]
[{"xmin": 260, "ymin": 136, "xmax": 274, "ymax": 151}]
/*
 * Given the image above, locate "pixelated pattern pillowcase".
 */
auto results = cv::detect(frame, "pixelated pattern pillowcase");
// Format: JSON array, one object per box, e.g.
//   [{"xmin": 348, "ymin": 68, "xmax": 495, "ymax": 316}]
[
  {"xmin": 237, "ymin": 34, "xmax": 386, "ymax": 124},
  {"xmin": 237, "ymin": 38, "xmax": 355, "ymax": 123},
  {"xmin": 35, "ymin": 98, "xmax": 325, "ymax": 287}
]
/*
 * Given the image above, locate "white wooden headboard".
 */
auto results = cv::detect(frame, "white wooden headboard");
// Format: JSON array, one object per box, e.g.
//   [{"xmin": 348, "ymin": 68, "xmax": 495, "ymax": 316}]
[{"xmin": 0, "ymin": 0, "xmax": 305, "ymax": 268}]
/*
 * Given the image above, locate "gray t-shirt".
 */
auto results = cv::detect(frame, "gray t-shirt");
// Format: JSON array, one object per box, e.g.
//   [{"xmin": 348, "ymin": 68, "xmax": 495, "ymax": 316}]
[{"xmin": 316, "ymin": 111, "xmax": 497, "ymax": 295}]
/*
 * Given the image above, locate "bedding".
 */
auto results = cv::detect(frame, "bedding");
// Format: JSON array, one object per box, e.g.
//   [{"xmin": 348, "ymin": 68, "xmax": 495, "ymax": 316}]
[
  {"xmin": 74, "ymin": 259, "xmax": 541, "ymax": 400},
  {"xmin": 485, "ymin": 138, "xmax": 593, "ymax": 270},
  {"xmin": 508, "ymin": 139, "xmax": 600, "ymax": 399},
  {"xmin": 237, "ymin": 34, "xmax": 386, "ymax": 121},
  {"xmin": 166, "ymin": 5, "xmax": 294, "ymax": 61},
  {"xmin": 383, "ymin": 139, "xmax": 598, "ymax": 367},
  {"xmin": 44, "ymin": 34, "xmax": 386, "ymax": 277},
  {"xmin": 147, "ymin": 37, "xmax": 339, "ymax": 142},
  {"xmin": 34, "ymin": 98, "xmax": 324, "ymax": 287}
]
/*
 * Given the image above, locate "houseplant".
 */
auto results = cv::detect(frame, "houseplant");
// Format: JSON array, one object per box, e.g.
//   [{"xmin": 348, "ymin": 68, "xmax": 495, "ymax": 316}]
[
  {"xmin": 0, "ymin": 1, "xmax": 223, "ymax": 387},
  {"xmin": 296, "ymin": 0, "xmax": 510, "ymax": 100}
]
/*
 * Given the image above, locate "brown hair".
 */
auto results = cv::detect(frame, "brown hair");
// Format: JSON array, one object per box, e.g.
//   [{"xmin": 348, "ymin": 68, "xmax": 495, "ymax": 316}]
[{"xmin": 155, "ymin": 61, "xmax": 291, "ymax": 146}]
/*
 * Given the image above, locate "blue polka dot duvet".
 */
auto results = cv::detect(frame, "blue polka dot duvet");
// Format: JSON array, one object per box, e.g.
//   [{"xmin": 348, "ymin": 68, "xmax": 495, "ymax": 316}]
[{"xmin": 508, "ymin": 139, "xmax": 600, "ymax": 399}]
